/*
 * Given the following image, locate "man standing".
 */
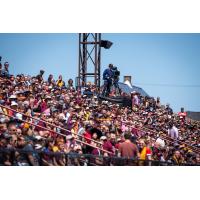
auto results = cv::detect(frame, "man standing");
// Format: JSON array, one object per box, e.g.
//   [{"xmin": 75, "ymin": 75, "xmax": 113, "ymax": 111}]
[
  {"xmin": 118, "ymin": 133, "xmax": 139, "ymax": 159},
  {"xmin": 1, "ymin": 62, "xmax": 10, "ymax": 78},
  {"xmin": 102, "ymin": 64, "xmax": 114, "ymax": 97},
  {"xmin": 178, "ymin": 107, "xmax": 187, "ymax": 125},
  {"xmin": 165, "ymin": 103, "xmax": 173, "ymax": 115},
  {"xmin": 168, "ymin": 122, "xmax": 179, "ymax": 140},
  {"xmin": 36, "ymin": 69, "xmax": 45, "ymax": 83}
]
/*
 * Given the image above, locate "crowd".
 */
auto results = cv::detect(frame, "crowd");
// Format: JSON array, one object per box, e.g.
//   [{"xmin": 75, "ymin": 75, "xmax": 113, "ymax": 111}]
[{"xmin": 0, "ymin": 60, "xmax": 200, "ymax": 166}]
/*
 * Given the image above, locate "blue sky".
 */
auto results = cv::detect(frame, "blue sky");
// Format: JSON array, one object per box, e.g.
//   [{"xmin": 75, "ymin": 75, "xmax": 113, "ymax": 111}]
[{"xmin": 0, "ymin": 33, "xmax": 199, "ymax": 112}]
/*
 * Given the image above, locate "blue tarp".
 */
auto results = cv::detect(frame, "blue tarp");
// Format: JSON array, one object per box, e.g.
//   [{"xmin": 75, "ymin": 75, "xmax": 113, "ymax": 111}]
[{"xmin": 117, "ymin": 82, "xmax": 149, "ymax": 97}]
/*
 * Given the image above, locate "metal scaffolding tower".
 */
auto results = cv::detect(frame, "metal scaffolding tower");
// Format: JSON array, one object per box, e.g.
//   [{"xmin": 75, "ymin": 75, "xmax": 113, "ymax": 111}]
[{"xmin": 77, "ymin": 33, "xmax": 101, "ymax": 90}]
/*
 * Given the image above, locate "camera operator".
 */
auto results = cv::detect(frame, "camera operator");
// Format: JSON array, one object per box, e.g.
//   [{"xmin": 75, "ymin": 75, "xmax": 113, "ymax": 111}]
[
  {"xmin": 111, "ymin": 66, "xmax": 121, "ymax": 96},
  {"xmin": 102, "ymin": 64, "xmax": 114, "ymax": 97}
]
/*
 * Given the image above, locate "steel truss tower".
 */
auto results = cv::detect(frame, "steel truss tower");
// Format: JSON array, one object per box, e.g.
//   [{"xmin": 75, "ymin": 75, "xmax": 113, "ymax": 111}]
[{"xmin": 77, "ymin": 33, "xmax": 101, "ymax": 90}]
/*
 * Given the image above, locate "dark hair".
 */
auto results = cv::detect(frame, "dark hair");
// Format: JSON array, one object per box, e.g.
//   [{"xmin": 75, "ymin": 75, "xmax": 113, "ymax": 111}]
[
  {"xmin": 40, "ymin": 70, "xmax": 45, "ymax": 74},
  {"xmin": 168, "ymin": 122, "xmax": 173, "ymax": 129},
  {"xmin": 124, "ymin": 133, "xmax": 131, "ymax": 140},
  {"xmin": 108, "ymin": 63, "xmax": 113, "ymax": 68}
]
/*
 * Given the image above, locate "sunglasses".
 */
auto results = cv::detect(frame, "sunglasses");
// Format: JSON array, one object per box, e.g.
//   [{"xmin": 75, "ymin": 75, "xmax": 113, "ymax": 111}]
[{"xmin": 10, "ymin": 129, "xmax": 17, "ymax": 132}]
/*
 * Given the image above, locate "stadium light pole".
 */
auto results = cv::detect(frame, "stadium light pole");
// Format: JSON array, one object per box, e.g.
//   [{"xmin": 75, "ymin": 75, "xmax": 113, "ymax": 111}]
[{"xmin": 77, "ymin": 33, "xmax": 112, "ymax": 91}]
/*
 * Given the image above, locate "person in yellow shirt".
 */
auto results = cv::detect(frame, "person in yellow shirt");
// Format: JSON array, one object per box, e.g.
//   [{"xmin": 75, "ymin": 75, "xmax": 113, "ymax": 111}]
[
  {"xmin": 138, "ymin": 139, "xmax": 152, "ymax": 166},
  {"xmin": 56, "ymin": 75, "xmax": 65, "ymax": 88},
  {"xmin": 139, "ymin": 139, "xmax": 152, "ymax": 160},
  {"xmin": 84, "ymin": 108, "xmax": 91, "ymax": 121}
]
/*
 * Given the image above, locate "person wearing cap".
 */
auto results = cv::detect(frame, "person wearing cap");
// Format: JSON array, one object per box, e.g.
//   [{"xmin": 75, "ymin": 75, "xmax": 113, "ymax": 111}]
[
  {"xmin": 8, "ymin": 101, "xmax": 18, "ymax": 117},
  {"xmin": 102, "ymin": 63, "xmax": 114, "ymax": 97},
  {"xmin": 9, "ymin": 94, "xmax": 17, "ymax": 101},
  {"xmin": 100, "ymin": 135, "xmax": 114, "ymax": 154}
]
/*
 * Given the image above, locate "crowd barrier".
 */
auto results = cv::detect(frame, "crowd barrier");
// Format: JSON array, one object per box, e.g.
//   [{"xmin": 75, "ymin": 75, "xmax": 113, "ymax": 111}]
[{"xmin": 0, "ymin": 148, "xmax": 199, "ymax": 166}]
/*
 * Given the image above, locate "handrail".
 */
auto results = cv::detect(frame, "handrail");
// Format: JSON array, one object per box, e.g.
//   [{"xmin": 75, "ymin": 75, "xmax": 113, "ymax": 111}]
[
  {"xmin": 0, "ymin": 104, "xmax": 104, "ymax": 147},
  {"xmin": 0, "ymin": 148, "xmax": 199, "ymax": 166},
  {"xmin": 0, "ymin": 110, "xmax": 113, "ymax": 155}
]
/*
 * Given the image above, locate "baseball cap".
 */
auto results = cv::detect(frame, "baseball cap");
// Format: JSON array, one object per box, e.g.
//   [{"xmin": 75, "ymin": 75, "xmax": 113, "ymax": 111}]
[
  {"xmin": 11, "ymin": 101, "xmax": 18, "ymax": 106},
  {"xmin": 9, "ymin": 95, "xmax": 17, "ymax": 99},
  {"xmin": 16, "ymin": 113, "xmax": 22, "ymax": 120},
  {"xmin": 100, "ymin": 136, "xmax": 107, "ymax": 140},
  {"xmin": 35, "ymin": 144, "xmax": 43, "ymax": 150}
]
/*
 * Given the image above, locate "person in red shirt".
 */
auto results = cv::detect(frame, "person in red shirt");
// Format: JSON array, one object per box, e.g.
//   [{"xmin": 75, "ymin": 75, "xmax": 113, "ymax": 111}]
[
  {"xmin": 83, "ymin": 125, "xmax": 92, "ymax": 144},
  {"xmin": 178, "ymin": 107, "xmax": 187, "ymax": 125},
  {"xmin": 40, "ymin": 99, "xmax": 48, "ymax": 112},
  {"xmin": 82, "ymin": 124, "xmax": 94, "ymax": 154},
  {"xmin": 99, "ymin": 135, "xmax": 114, "ymax": 155}
]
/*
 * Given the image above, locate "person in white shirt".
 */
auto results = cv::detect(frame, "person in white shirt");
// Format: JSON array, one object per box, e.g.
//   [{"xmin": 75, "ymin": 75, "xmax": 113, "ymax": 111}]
[{"xmin": 168, "ymin": 123, "xmax": 179, "ymax": 140}]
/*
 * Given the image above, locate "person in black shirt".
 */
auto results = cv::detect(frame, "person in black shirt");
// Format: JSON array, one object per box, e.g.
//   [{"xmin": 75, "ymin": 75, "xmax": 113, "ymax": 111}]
[{"xmin": 36, "ymin": 69, "xmax": 45, "ymax": 83}]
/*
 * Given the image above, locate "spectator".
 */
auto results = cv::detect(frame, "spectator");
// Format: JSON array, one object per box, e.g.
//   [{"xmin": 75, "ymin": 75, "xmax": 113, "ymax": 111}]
[
  {"xmin": 1, "ymin": 62, "xmax": 10, "ymax": 78},
  {"xmin": 56, "ymin": 75, "xmax": 65, "ymax": 88},
  {"xmin": 47, "ymin": 74, "xmax": 55, "ymax": 86},
  {"xmin": 138, "ymin": 139, "xmax": 152, "ymax": 161},
  {"xmin": 118, "ymin": 133, "xmax": 139, "ymax": 159},
  {"xmin": 15, "ymin": 136, "xmax": 39, "ymax": 166},
  {"xmin": 168, "ymin": 123, "xmax": 179, "ymax": 140},
  {"xmin": 172, "ymin": 150, "xmax": 185, "ymax": 165},
  {"xmin": 178, "ymin": 107, "xmax": 187, "ymax": 125},
  {"xmin": 36, "ymin": 69, "xmax": 45, "ymax": 83}
]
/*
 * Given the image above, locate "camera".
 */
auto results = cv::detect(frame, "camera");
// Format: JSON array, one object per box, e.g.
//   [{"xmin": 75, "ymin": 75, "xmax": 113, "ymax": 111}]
[
  {"xmin": 112, "ymin": 66, "xmax": 120, "ymax": 80},
  {"xmin": 112, "ymin": 66, "xmax": 120, "ymax": 78}
]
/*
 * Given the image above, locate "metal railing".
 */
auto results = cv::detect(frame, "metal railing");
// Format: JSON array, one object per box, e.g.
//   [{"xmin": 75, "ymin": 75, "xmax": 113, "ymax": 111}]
[
  {"xmin": 0, "ymin": 148, "xmax": 198, "ymax": 166},
  {"xmin": 0, "ymin": 105, "xmax": 113, "ymax": 156}
]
